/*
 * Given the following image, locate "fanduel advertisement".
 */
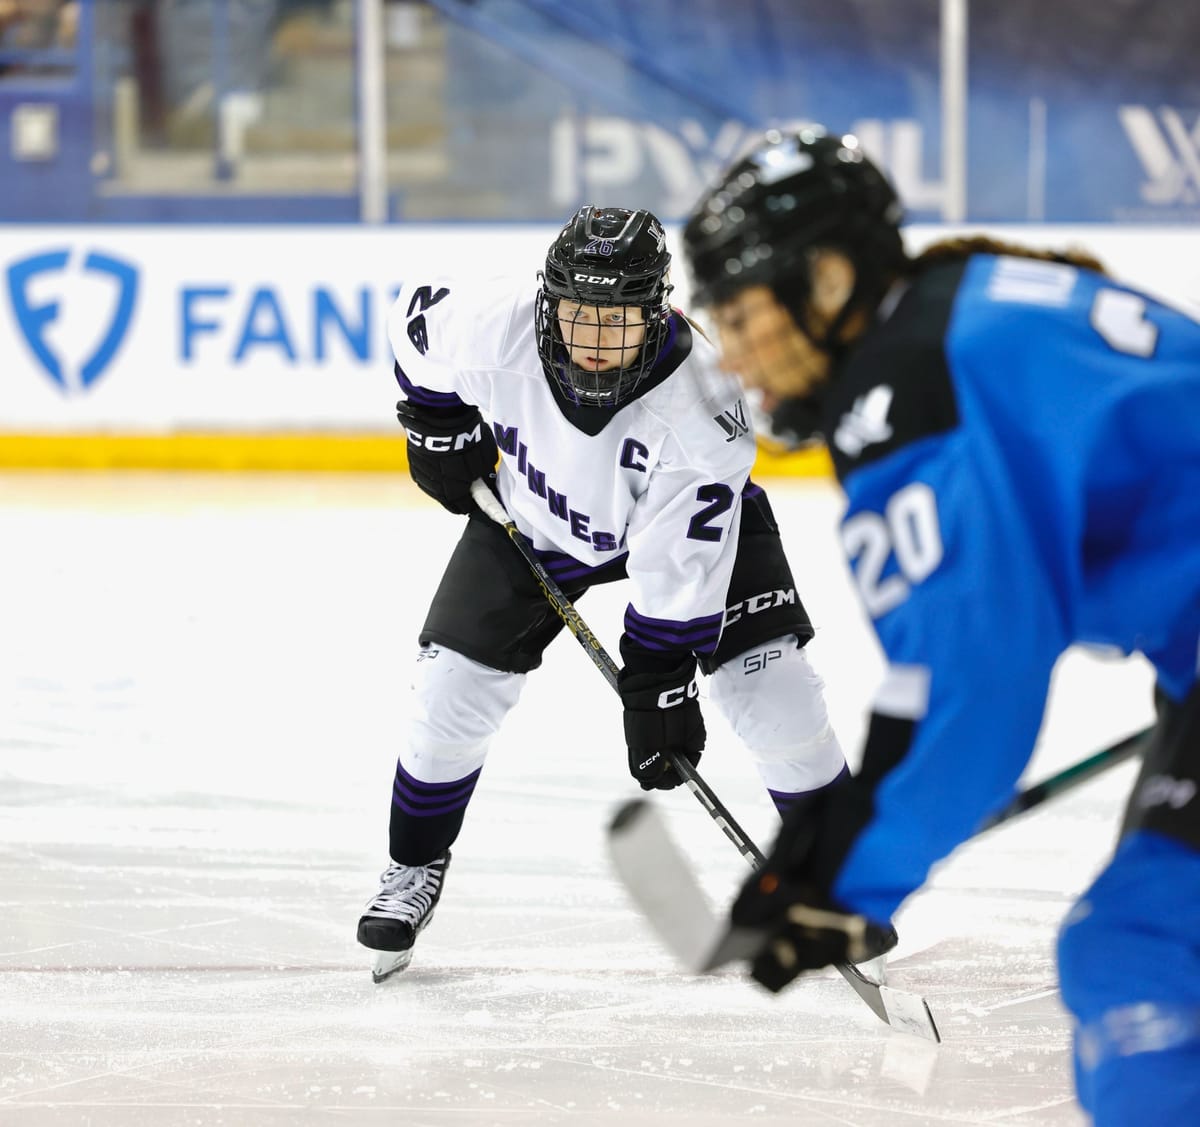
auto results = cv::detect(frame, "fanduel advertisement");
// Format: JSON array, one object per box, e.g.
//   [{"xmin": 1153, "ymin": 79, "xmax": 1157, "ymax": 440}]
[
  {"xmin": 2, "ymin": 224, "xmax": 1199, "ymax": 434},
  {"xmin": 0, "ymin": 227, "xmax": 549, "ymax": 431}
]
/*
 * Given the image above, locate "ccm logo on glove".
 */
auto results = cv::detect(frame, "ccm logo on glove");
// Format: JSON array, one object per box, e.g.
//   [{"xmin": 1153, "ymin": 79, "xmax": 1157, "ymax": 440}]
[
  {"xmin": 397, "ymin": 400, "xmax": 498, "ymax": 515},
  {"xmin": 402, "ymin": 423, "xmax": 486, "ymax": 452},
  {"xmin": 657, "ymin": 681, "xmax": 700, "ymax": 708},
  {"xmin": 619, "ymin": 656, "xmax": 706, "ymax": 791}
]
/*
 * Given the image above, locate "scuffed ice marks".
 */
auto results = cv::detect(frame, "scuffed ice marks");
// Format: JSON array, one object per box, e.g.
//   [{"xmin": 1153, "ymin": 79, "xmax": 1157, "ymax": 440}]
[{"xmin": 0, "ymin": 474, "xmax": 1142, "ymax": 1125}]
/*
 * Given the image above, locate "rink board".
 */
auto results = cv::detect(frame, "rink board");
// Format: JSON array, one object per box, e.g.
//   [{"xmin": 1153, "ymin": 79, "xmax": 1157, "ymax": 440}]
[{"xmin": 1, "ymin": 223, "xmax": 1197, "ymax": 472}]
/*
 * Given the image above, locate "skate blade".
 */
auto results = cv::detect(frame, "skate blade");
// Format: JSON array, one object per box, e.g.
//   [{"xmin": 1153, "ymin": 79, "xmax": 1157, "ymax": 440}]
[
  {"xmin": 371, "ymin": 948, "xmax": 414, "ymax": 983},
  {"xmin": 855, "ymin": 952, "xmax": 888, "ymax": 985}
]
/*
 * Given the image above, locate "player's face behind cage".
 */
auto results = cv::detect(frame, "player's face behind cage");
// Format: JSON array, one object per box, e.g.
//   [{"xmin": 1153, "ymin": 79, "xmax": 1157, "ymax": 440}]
[
  {"xmin": 554, "ymin": 301, "xmax": 649, "ymax": 397},
  {"xmin": 707, "ymin": 282, "xmax": 835, "ymax": 410},
  {"xmin": 536, "ymin": 204, "xmax": 672, "ymax": 408},
  {"xmin": 683, "ymin": 127, "xmax": 906, "ymax": 417}
]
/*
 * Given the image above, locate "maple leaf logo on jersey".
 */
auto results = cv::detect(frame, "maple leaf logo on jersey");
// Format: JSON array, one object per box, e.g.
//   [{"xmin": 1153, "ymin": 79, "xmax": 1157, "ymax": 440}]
[{"xmin": 833, "ymin": 385, "xmax": 894, "ymax": 457}]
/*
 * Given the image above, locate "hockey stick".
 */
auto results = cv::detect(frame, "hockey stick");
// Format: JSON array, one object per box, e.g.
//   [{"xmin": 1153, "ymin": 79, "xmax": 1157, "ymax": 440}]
[
  {"xmin": 469, "ymin": 480, "xmax": 620, "ymax": 690},
  {"xmin": 978, "ymin": 725, "xmax": 1151, "ymax": 833},
  {"xmin": 468, "ymin": 478, "xmax": 776, "ymax": 863},
  {"xmin": 661, "ymin": 723, "xmax": 1149, "ymax": 960},
  {"xmin": 467, "ymin": 479, "xmax": 939, "ymax": 1038},
  {"xmin": 602, "ymin": 723, "xmax": 1149, "ymax": 1046}
]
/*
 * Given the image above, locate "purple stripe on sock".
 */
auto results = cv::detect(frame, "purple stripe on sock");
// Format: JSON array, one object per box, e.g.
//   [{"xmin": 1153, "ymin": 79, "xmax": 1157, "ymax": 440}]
[
  {"xmin": 391, "ymin": 761, "xmax": 481, "ymax": 817},
  {"xmin": 391, "ymin": 789, "xmax": 474, "ymax": 818},
  {"xmin": 393, "ymin": 775, "xmax": 477, "ymax": 810},
  {"xmin": 394, "ymin": 759, "xmax": 481, "ymax": 795},
  {"xmin": 768, "ymin": 788, "xmax": 805, "ymax": 805},
  {"xmin": 769, "ymin": 765, "xmax": 851, "ymax": 813},
  {"xmin": 391, "ymin": 765, "xmax": 480, "ymax": 817}
]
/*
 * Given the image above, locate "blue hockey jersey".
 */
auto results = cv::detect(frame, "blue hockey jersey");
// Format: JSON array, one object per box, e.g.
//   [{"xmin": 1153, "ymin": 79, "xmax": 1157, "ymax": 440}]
[{"xmin": 822, "ymin": 253, "xmax": 1200, "ymax": 923}]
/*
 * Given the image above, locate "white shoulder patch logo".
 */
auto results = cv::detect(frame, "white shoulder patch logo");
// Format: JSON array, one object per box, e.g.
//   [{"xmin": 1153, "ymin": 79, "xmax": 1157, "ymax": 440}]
[{"xmin": 834, "ymin": 384, "xmax": 894, "ymax": 457}]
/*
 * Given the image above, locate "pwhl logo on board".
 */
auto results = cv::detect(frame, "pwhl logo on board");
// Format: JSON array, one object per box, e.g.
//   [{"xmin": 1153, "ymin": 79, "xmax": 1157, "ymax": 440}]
[
  {"xmin": 1119, "ymin": 106, "xmax": 1200, "ymax": 206},
  {"xmin": 6, "ymin": 249, "xmax": 140, "ymax": 394}
]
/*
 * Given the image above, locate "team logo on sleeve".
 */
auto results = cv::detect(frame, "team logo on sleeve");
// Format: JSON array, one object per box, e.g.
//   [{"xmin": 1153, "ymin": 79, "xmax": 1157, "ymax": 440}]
[
  {"xmin": 833, "ymin": 384, "xmax": 894, "ymax": 457},
  {"xmin": 713, "ymin": 400, "xmax": 750, "ymax": 442}
]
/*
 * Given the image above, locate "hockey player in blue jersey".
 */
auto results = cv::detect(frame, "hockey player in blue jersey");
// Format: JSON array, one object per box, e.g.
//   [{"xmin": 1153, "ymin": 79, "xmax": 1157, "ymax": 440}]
[{"xmin": 683, "ymin": 127, "xmax": 1200, "ymax": 1126}]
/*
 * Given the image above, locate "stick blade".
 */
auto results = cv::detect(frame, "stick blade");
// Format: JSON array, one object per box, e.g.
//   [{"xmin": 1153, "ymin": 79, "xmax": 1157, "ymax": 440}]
[
  {"xmin": 608, "ymin": 798, "xmax": 942, "ymax": 1043},
  {"xmin": 607, "ymin": 798, "xmax": 730, "ymax": 972},
  {"xmin": 879, "ymin": 984, "xmax": 942, "ymax": 1042},
  {"xmin": 833, "ymin": 963, "xmax": 940, "ymax": 1042}
]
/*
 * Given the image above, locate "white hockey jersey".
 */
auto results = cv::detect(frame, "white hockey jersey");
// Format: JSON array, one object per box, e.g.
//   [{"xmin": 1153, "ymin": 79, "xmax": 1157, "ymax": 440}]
[{"xmin": 386, "ymin": 275, "xmax": 756, "ymax": 657}]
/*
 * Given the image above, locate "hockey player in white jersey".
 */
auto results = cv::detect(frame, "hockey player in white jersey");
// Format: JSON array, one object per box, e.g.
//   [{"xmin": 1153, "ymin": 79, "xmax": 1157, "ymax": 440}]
[{"xmin": 357, "ymin": 205, "xmax": 851, "ymax": 979}]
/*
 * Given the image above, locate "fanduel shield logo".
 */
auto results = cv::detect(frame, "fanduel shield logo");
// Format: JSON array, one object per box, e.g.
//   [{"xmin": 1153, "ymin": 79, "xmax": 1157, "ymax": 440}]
[
  {"xmin": 1119, "ymin": 106, "xmax": 1200, "ymax": 206},
  {"xmin": 6, "ymin": 248, "xmax": 139, "ymax": 393}
]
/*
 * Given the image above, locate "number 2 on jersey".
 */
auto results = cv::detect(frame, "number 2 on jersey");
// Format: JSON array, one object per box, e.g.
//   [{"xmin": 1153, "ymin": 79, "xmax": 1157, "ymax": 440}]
[
  {"xmin": 687, "ymin": 484, "xmax": 734, "ymax": 542},
  {"xmin": 842, "ymin": 482, "xmax": 943, "ymax": 617}
]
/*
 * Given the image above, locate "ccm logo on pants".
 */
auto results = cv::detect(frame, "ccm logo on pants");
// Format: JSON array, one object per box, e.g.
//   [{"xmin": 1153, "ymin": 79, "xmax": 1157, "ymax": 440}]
[{"xmin": 725, "ymin": 588, "xmax": 797, "ymax": 625}]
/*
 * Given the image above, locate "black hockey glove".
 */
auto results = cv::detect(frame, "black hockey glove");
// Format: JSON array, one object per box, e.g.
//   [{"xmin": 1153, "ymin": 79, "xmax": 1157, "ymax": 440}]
[
  {"xmin": 396, "ymin": 399, "xmax": 497, "ymax": 514},
  {"xmin": 730, "ymin": 796, "xmax": 896, "ymax": 992},
  {"xmin": 619, "ymin": 654, "xmax": 705, "ymax": 791}
]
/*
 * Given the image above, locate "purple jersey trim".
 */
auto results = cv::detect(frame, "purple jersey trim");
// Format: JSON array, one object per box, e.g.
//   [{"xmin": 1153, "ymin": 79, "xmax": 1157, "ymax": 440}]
[
  {"xmin": 623, "ymin": 604, "xmax": 724, "ymax": 654},
  {"xmin": 394, "ymin": 362, "xmax": 466, "ymax": 410},
  {"xmin": 536, "ymin": 547, "xmax": 629, "ymax": 585}
]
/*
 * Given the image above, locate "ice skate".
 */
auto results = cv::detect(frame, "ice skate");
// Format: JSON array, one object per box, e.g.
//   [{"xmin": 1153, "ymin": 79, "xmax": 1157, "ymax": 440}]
[{"xmin": 357, "ymin": 850, "xmax": 451, "ymax": 982}]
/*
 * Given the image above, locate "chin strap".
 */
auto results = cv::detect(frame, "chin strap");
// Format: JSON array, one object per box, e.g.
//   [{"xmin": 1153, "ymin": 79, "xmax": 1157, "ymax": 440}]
[{"xmin": 775, "ymin": 246, "xmax": 908, "ymax": 360}]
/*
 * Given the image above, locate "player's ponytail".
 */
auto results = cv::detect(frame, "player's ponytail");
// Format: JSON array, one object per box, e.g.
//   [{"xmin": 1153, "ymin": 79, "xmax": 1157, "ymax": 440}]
[{"xmin": 913, "ymin": 235, "xmax": 1108, "ymax": 276}]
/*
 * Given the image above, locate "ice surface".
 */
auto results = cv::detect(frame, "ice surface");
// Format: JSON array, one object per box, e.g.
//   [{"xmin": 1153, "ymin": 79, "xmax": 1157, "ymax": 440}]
[{"xmin": 0, "ymin": 473, "xmax": 1154, "ymax": 1126}]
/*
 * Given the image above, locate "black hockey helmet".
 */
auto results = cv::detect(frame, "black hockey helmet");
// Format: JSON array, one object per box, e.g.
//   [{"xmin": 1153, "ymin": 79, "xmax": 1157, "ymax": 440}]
[
  {"xmin": 536, "ymin": 205, "xmax": 674, "ymax": 408},
  {"xmin": 683, "ymin": 127, "xmax": 907, "ymax": 345}
]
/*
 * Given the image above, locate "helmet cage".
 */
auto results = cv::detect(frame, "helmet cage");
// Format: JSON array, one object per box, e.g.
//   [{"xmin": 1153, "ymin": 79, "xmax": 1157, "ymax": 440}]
[
  {"xmin": 683, "ymin": 128, "xmax": 906, "ymax": 350},
  {"xmin": 536, "ymin": 206, "xmax": 673, "ymax": 407}
]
